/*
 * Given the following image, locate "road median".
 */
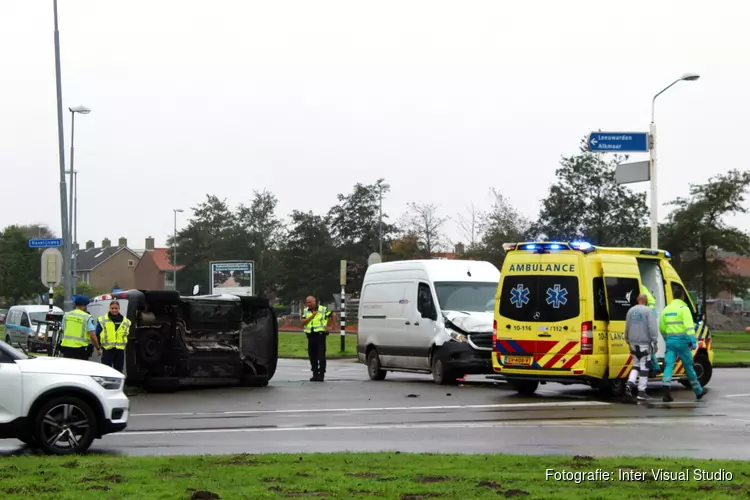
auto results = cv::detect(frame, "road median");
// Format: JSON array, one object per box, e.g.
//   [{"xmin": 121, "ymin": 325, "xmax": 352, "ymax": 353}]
[{"xmin": 2, "ymin": 452, "xmax": 748, "ymax": 499}]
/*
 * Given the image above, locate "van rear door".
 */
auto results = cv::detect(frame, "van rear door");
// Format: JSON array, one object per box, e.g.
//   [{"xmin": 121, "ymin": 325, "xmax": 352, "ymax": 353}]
[
  {"xmin": 498, "ymin": 253, "xmax": 583, "ymax": 370},
  {"xmin": 600, "ymin": 258, "xmax": 641, "ymax": 379}
]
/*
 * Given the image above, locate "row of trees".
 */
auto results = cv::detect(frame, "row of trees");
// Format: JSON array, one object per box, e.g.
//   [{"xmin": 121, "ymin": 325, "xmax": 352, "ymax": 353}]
[{"xmin": 2, "ymin": 136, "xmax": 749, "ymax": 309}]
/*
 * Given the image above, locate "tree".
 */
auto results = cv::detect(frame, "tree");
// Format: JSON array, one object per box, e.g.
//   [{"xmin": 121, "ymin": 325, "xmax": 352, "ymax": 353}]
[
  {"xmin": 400, "ymin": 202, "xmax": 446, "ymax": 257},
  {"xmin": 328, "ymin": 179, "xmax": 398, "ymax": 288},
  {"xmin": 236, "ymin": 189, "xmax": 284, "ymax": 298},
  {"xmin": 387, "ymin": 234, "xmax": 422, "ymax": 261},
  {"xmin": 170, "ymin": 195, "xmax": 240, "ymax": 295},
  {"xmin": 277, "ymin": 211, "xmax": 339, "ymax": 304},
  {"xmin": 660, "ymin": 169, "xmax": 750, "ymax": 314},
  {"xmin": 53, "ymin": 282, "xmax": 97, "ymax": 307},
  {"xmin": 476, "ymin": 188, "xmax": 530, "ymax": 268},
  {"xmin": 17, "ymin": 224, "xmax": 56, "ymax": 240},
  {"xmin": 451, "ymin": 202, "xmax": 484, "ymax": 253},
  {"xmin": 0, "ymin": 226, "xmax": 46, "ymax": 304},
  {"xmin": 530, "ymin": 138, "xmax": 649, "ymax": 246}
]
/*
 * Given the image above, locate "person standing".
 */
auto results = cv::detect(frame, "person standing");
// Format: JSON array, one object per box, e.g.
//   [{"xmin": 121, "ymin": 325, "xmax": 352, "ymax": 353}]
[
  {"xmin": 60, "ymin": 296, "xmax": 102, "ymax": 360},
  {"xmin": 640, "ymin": 284, "xmax": 656, "ymax": 310},
  {"xmin": 96, "ymin": 300, "xmax": 131, "ymax": 373},
  {"xmin": 624, "ymin": 293, "xmax": 660, "ymax": 401},
  {"xmin": 301, "ymin": 296, "xmax": 334, "ymax": 382},
  {"xmin": 660, "ymin": 287, "xmax": 705, "ymax": 402}
]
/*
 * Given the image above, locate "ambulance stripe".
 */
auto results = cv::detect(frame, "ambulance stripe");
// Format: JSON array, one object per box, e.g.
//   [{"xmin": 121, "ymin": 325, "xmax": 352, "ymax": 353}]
[
  {"xmin": 561, "ymin": 354, "xmax": 580, "ymax": 369},
  {"xmin": 507, "ymin": 339, "xmax": 529, "ymax": 354},
  {"xmin": 616, "ymin": 354, "xmax": 633, "ymax": 379},
  {"xmin": 495, "ymin": 340, "xmax": 511, "ymax": 354},
  {"xmin": 542, "ymin": 341, "xmax": 577, "ymax": 369}
]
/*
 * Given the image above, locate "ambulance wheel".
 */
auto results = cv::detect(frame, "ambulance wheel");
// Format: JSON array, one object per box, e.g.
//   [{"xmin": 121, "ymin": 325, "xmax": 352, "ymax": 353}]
[
  {"xmin": 367, "ymin": 349, "xmax": 386, "ymax": 381},
  {"xmin": 599, "ymin": 378, "xmax": 626, "ymax": 398},
  {"xmin": 681, "ymin": 353, "xmax": 712, "ymax": 388},
  {"xmin": 510, "ymin": 380, "xmax": 539, "ymax": 396}
]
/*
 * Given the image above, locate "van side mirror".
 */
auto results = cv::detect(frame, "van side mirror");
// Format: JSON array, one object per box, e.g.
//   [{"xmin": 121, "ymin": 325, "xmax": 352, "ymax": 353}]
[{"xmin": 192, "ymin": 285, "xmax": 200, "ymax": 296}]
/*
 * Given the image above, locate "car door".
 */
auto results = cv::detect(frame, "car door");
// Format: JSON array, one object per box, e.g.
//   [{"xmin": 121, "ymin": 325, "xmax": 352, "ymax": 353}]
[
  {"xmin": 7, "ymin": 311, "xmax": 22, "ymax": 346},
  {"xmin": 0, "ymin": 349, "xmax": 23, "ymax": 425},
  {"xmin": 411, "ymin": 282, "xmax": 438, "ymax": 370},
  {"xmin": 601, "ymin": 259, "xmax": 640, "ymax": 380},
  {"xmin": 19, "ymin": 313, "xmax": 32, "ymax": 346}
]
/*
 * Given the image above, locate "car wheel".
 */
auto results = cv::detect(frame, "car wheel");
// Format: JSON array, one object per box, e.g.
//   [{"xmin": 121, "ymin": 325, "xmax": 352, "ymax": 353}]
[
  {"xmin": 367, "ymin": 349, "xmax": 386, "ymax": 381},
  {"xmin": 681, "ymin": 353, "xmax": 712, "ymax": 388},
  {"xmin": 599, "ymin": 378, "xmax": 626, "ymax": 398},
  {"xmin": 18, "ymin": 432, "xmax": 36, "ymax": 446},
  {"xmin": 510, "ymin": 379, "xmax": 539, "ymax": 396},
  {"xmin": 431, "ymin": 354, "xmax": 457, "ymax": 385},
  {"xmin": 32, "ymin": 397, "xmax": 97, "ymax": 455}
]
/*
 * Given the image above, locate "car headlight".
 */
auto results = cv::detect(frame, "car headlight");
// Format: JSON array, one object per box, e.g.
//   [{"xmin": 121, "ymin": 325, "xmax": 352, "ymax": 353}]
[
  {"xmin": 448, "ymin": 331, "xmax": 467, "ymax": 343},
  {"xmin": 92, "ymin": 376, "xmax": 123, "ymax": 390}
]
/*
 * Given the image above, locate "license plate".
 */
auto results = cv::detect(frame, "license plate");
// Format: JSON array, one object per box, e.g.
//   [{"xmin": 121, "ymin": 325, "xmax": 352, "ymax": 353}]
[{"xmin": 504, "ymin": 355, "xmax": 532, "ymax": 366}]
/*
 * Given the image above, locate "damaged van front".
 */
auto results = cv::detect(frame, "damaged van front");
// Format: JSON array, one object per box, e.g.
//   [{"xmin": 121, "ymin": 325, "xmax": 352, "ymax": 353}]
[{"xmin": 88, "ymin": 290, "xmax": 278, "ymax": 391}]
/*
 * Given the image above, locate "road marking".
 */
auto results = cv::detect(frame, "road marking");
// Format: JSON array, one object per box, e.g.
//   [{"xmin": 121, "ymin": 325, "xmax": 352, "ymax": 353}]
[
  {"xmin": 113, "ymin": 416, "xmax": 724, "ymax": 437},
  {"xmin": 130, "ymin": 401, "xmax": 611, "ymax": 418},
  {"xmin": 725, "ymin": 394, "xmax": 750, "ymax": 398}
]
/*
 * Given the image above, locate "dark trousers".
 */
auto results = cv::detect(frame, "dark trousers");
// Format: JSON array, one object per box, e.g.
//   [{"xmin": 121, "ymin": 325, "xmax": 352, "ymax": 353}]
[
  {"xmin": 102, "ymin": 348, "xmax": 125, "ymax": 372},
  {"xmin": 60, "ymin": 346, "xmax": 89, "ymax": 360},
  {"xmin": 307, "ymin": 332, "xmax": 327, "ymax": 375}
]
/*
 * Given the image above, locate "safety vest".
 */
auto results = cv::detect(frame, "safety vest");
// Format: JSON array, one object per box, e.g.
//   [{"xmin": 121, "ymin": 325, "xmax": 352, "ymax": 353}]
[
  {"xmin": 98, "ymin": 314, "xmax": 131, "ymax": 350},
  {"xmin": 61, "ymin": 309, "xmax": 92, "ymax": 348},
  {"xmin": 640, "ymin": 285, "xmax": 656, "ymax": 310},
  {"xmin": 659, "ymin": 298, "xmax": 695, "ymax": 337},
  {"xmin": 303, "ymin": 306, "xmax": 331, "ymax": 334}
]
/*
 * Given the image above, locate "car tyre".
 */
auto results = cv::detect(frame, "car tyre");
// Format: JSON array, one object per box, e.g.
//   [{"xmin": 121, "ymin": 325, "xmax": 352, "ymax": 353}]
[
  {"xmin": 680, "ymin": 353, "xmax": 712, "ymax": 388},
  {"xmin": 367, "ymin": 349, "xmax": 386, "ymax": 381},
  {"xmin": 18, "ymin": 432, "xmax": 36, "ymax": 446},
  {"xmin": 510, "ymin": 379, "xmax": 539, "ymax": 396},
  {"xmin": 598, "ymin": 378, "xmax": 626, "ymax": 398},
  {"xmin": 431, "ymin": 354, "xmax": 458, "ymax": 385},
  {"xmin": 32, "ymin": 396, "xmax": 97, "ymax": 455}
]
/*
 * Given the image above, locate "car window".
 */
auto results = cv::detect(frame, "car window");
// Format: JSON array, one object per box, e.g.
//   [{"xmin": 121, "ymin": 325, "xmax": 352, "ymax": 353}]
[
  {"xmin": 433, "ymin": 281, "xmax": 497, "ymax": 313},
  {"xmin": 593, "ymin": 278, "xmax": 609, "ymax": 322},
  {"xmin": 604, "ymin": 277, "xmax": 639, "ymax": 321},
  {"xmin": 670, "ymin": 282, "xmax": 697, "ymax": 318},
  {"xmin": 20, "ymin": 313, "xmax": 30, "ymax": 328},
  {"xmin": 417, "ymin": 283, "xmax": 437, "ymax": 319},
  {"xmin": 499, "ymin": 275, "xmax": 580, "ymax": 323}
]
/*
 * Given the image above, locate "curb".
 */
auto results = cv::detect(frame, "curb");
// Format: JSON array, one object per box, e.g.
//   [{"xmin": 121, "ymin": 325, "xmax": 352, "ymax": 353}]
[
  {"xmin": 280, "ymin": 355, "xmax": 358, "ymax": 360},
  {"xmin": 714, "ymin": 363, "xmax": 750, "ymax": 368}
]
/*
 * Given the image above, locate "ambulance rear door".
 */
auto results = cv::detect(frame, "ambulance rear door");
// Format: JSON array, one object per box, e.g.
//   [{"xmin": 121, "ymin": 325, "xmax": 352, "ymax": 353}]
[{"xmin": 600, "ymin": 256, "xmax": 640, "ymax": 380}]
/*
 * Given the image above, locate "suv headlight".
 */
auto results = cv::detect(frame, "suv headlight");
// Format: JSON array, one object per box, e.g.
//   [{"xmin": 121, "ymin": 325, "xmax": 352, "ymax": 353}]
[
  {"xmin": 448, "ymin": 331, "xmax": 467, "ymax": 343},
  {"xmin": 92, "ymin": 376, "xmax": 123, "ymax": 390}
]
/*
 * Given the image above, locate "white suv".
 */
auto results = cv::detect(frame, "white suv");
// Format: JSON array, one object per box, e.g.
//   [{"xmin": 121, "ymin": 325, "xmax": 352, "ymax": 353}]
[{"xmin": 0, "ymin": 341, "xmax": 129, "ymax": 454}]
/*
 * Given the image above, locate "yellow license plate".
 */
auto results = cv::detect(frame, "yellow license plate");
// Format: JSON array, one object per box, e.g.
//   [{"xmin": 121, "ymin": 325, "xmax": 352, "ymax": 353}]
[{"xmin": 504, "ymin": 355, "xmax": 532, "ymax": 366}]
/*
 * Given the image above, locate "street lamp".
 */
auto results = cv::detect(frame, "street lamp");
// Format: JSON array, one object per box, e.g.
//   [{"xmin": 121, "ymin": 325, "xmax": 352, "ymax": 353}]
[
  {"xmin": 649, "ymin": 73, "xmax": 700, "ymax": 250},
  {"xmin": 67, "ymin": 105, "xmax": 90, "ymax": 295},
  {"xmin": 173, "ymin": 209, "xmax": 184, "ymax": 291},
  {"xmin": 377, "ymin": 180, "xmax": 390, "ymax": 257}
]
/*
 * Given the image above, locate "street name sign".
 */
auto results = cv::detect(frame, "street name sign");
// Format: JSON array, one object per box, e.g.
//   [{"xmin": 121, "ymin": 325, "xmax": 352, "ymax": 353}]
[
  {"xmin": 615, "ymin": 160, "xmax": 651, "ymax": 185},
  {"xmin": 587, "ymin": 132, "xmax": 649, "ymax": 152},
  {"xmin": 29, "ymin": 238, "xmax": 63, "ymax": 248}
]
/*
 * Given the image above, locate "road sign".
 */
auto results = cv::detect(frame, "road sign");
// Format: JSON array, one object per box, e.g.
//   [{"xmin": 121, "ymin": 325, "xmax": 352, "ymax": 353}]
[
  {"xmin": 41, "ymin": 248, "xmax": 63, "ymax": 287},
  {"xmin": 339, "ymin": 260, "xmax": 347, "ymax": 286},
  {"xmin": 367, "ymin": 252, "xmax": 382, "ymax": 267},
  {"xmin": 29, "ymin": 238, "xmax": 63, "ymax": 248},
  {"xmin": 615, "ymin": 160, "xmax": 651, "ymax": 185},
  {"xmin": 587, "ymin": 132, "xmax": 649, "ymax": 152}
]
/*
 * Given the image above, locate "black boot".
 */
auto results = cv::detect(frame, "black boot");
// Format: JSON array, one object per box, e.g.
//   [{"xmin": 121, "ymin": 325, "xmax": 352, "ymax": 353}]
[
  {"xmin": 662, "ymin": 387, "xmax": 673, "ymax": 402},
  {"xmin": 310, "ymin": 372, "xmax": 319, "ymax": 382},
  {"xmin": 316, "ymin": 372, "xmax": 325, "ymax": 382}
]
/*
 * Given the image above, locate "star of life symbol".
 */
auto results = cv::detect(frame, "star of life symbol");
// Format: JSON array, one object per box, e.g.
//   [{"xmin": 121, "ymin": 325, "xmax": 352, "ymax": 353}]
[
  {"xmin": 546, "ymin": 284, "xmax": 568, "ymax": 309},
  {"xmin": 510, "ymin": 284, "xmax": 530, "ymax": 308}
]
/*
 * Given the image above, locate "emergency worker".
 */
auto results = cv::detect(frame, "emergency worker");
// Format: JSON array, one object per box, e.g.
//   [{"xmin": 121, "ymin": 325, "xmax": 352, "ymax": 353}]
[
  {"xmin": 301, "ymin": 296, "xmax": 333, "ymax": 382},
  {"xmin": 624, "ymin": 293, "xmax": 659, "ymax": 401},
  {"xmin": 96, "ymin": 300, "xmax": 131, "ymax": 372},
  {"xmin": 60, "ymin": 296, "xmax": 102, "ymax": 360},
  {"xmin": 640, "ymin": 284, "xmax": 656, "ymax": 310},
  {"xmin": 659, "ymin": 287, "xmax": 705, "ymax": 402}
]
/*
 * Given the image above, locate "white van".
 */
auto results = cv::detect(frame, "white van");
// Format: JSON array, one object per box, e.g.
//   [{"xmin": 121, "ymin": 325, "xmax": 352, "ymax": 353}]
[
  {"xmin": 357, "ymin": 259, "xmax": 500, "ymax": 384},
  {"xmin": 3, "ymin": 305, "xmax": 64, "ymax": 352}
]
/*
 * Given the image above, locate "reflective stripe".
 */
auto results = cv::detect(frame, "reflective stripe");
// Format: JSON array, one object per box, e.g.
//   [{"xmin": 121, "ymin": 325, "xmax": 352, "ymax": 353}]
[
  {"xmin": 303, "ymin": 306, "xmax": 330, "ymax": 333},
  {"xmin": 61, "ymin": 309, "xmax": 91, "ymax": 348},
  {"xmin": 99, "ymin": 315, "xmax": 130, "ymax": 350}
]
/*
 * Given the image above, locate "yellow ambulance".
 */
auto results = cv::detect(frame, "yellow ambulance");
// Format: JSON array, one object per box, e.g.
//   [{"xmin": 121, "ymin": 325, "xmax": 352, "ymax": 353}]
[{"xmin": 491, "ymin": 241, "xmax": 713, "ymax": 397}]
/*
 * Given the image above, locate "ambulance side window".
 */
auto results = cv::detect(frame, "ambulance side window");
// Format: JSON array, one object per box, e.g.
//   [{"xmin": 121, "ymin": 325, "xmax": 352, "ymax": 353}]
[
  {"xmin": 604, "ymin": 277, "xmax": 639, "ymax": 321},
  {"xmin": 592, "ymin": 278, "xmax": 608, "ymax": 321}
]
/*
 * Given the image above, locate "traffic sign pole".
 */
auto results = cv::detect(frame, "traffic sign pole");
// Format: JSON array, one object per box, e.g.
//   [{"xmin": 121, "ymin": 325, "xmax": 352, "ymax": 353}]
[{"xmin": 649, "ymin": 122, "xmax": 658, "ymax": 249}]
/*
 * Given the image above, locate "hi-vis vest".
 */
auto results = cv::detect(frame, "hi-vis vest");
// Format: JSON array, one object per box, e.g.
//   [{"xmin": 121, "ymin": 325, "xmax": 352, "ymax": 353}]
[
  {"xmin": 61, "ymin": 309, "xmax": 92, "ymax": 348},
  {"xmin": 98, "ymin": 314, "xmax": 131, "ymax": 350},
  {"xmin": 640, "ymin": 285, "xmax": 656, "ymax": 310},
  {"xmin": 303, "ymin": 306, "xmax": 331, "ymax": 334},
  {"xmin": 659, "ymin": 299, "xmax": 695, "ymax": 339}
]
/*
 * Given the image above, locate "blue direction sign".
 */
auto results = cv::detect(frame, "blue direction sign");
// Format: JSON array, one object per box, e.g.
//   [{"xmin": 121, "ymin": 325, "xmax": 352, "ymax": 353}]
[
  {"xmin": 28, "ymin": 238, "xmax": 63, "ymax": 248},
  {"xmin": 587, "ymin": 132, "xmax": 649, "ymax": 152}
]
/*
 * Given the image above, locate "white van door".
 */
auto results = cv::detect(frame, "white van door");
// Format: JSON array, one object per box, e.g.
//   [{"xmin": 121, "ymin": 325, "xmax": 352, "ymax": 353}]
[
  {"xmin": 399, "ymin": 281, "xmax": 438, "ymax": 371},
  {"xmin": 360, "ymin": 281, "xmax": 410, "ymax": 369}
]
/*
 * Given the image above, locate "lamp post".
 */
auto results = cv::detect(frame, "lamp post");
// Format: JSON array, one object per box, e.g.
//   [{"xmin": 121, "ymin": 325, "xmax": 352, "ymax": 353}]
[
  {"xmin": 67, "ymin": 105, "xmax": 90, "ymax": 294},
  {"xmin": 173, "ymin": 209, "xmax": 184, "ymax": 291},
  {"xmin": 649, "ymin": 73, "xmax": 700, "ymax": 249},
  {"xmin": 377, "ymin": 180, "xmax": 389, "ymax": 257}
]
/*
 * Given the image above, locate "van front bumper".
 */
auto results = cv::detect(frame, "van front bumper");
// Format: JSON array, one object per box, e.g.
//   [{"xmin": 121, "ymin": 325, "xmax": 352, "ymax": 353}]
[{"xmin": 440, "ymin": 342, "xmax": 494, "ymax": 375}]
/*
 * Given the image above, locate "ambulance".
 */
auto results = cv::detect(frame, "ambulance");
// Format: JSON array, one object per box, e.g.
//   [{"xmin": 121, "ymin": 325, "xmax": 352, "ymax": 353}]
[{"xmin": 490, "ymin": 241, "xmax": 713, "ymax": 396}]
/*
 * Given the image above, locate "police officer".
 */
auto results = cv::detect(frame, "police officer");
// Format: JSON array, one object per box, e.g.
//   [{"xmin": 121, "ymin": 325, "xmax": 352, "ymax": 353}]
[
  {"xmin": 301, "ymin": 296, "xmax": 333, "ymax": 382},
  {"xmin": 96, "ymin": 300, "xmax": 131, "ymax": 372},
  {"xmin": 60, "ymin": 296, "xmax": 102, "ymax": 360},
  {"xmin": 659, "ymin": 287, "xmax": 705, "ymax": 402}
]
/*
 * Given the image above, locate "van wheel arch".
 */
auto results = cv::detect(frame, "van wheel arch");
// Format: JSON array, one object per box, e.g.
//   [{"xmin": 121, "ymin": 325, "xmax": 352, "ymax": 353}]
[
  {"xmin": 366, "ymin": 346, "xmax": 386, "ymax": 381},
  {"xmin": 680, "ymin": 350, "xmax": 712, "ymax": 388}
]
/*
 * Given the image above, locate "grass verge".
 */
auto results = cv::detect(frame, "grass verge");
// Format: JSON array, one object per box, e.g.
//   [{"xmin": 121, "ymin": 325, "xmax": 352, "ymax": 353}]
[
  {"xmin": 279, "ymin": 332, "xmax": 357, "ymax": 358},
  {"xmin": 1, "ymin": 453, "xmax": 748, "ymax": 499},
  {"xmin": 712, "ymin": 331, "xmax": 750, "ymax": 366}
]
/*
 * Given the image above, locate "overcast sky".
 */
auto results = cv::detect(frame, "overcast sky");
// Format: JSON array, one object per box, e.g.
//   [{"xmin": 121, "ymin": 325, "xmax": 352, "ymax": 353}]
[{"xmin": 2, "ymin": 0, "xmax": 747, "ymax": 251}]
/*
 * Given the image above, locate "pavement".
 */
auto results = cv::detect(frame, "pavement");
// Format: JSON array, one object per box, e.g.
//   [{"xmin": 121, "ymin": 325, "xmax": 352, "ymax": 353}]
[{"xmin": 3, "ymin": 360, "xmax": 750, "ymax": 458}]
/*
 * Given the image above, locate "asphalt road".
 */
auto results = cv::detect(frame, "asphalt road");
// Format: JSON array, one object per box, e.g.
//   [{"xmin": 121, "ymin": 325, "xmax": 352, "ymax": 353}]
[{"xmin": 3, "ymin": 360, "xmax": 750, "ymax": 458}]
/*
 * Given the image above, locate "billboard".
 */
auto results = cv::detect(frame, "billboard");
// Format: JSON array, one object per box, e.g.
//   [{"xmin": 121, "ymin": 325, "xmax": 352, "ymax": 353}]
[{"xmin": 209, "ymin": 261, "xmax": 255, "ymax": 296}]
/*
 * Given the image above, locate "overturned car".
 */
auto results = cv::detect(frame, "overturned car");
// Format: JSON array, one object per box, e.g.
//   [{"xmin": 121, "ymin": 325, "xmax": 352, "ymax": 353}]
[{"xmin": 87, "ymin": 289, "xmax": 278, "ymax": 391}]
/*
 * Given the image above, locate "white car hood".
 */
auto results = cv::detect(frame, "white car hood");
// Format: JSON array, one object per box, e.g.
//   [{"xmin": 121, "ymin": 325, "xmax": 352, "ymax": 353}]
[
  {"xmin": 16, "ymin": 357, "xmax": 123, "ymax": 378},
  {"xmin": 442, "ymin": 311, "xmax": 494, "ymax": 333}
]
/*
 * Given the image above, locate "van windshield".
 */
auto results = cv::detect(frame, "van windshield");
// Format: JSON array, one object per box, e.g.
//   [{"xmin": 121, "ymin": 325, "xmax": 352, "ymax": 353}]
[
  {"xmin": 29, "ymin": 312, "xmax": 50, "ymax": 324},
  {"xmin": 434, "ymin": 281, "xmax": 497, "ymax": 313},
  {"xmin": 499, "ymin": 275, "xmax": 580, "ymax": 322}
]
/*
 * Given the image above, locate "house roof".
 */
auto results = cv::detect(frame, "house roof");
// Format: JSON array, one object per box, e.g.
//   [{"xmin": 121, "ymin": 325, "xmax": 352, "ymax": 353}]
[
  {"xmin": 74, "ymin": 246, "xmax": 140, "ymax": 272},
  {"xmin": 149, "ymin": 248, "xmax": 185, "ymax": 272},
  {"xmin": 724, "ymin": 257, "xmax": 750, "ymax": 278}
]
